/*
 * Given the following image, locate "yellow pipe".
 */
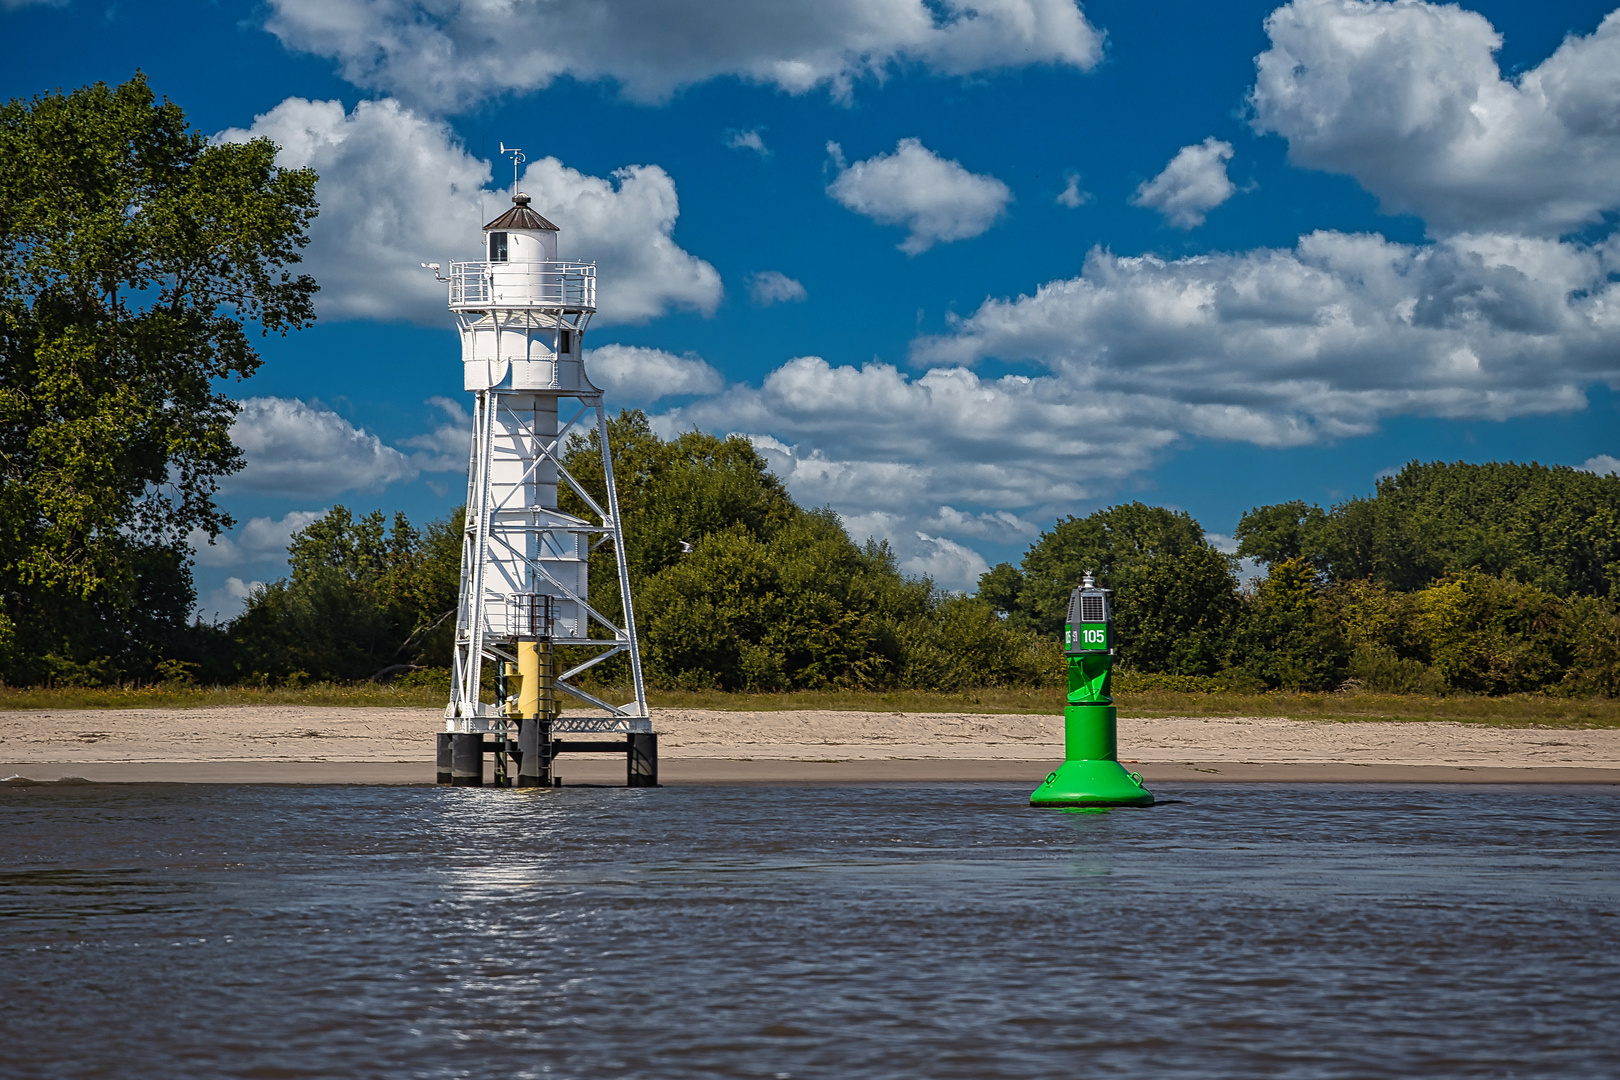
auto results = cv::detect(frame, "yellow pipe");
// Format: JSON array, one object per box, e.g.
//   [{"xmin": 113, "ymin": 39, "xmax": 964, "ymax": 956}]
[
  {"xmin": 501, "ymin": 660, "xmax": 521, "ymax": 717},
  {"xmin": 517, "ymin": 641, "xmax": 540, "ymax": 718}
]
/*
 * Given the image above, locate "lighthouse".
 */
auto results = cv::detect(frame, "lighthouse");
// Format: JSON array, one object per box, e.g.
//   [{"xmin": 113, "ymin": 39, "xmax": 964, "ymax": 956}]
[{"xmin": 430, "ymin": 165, "xmax": 653, "ymax": 788}]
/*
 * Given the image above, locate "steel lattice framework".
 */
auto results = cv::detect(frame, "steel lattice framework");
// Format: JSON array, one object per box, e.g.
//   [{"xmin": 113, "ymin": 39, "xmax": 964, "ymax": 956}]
[{"xmin": 440, "ymin": 237, "xmax": 649, "ymax": 738}]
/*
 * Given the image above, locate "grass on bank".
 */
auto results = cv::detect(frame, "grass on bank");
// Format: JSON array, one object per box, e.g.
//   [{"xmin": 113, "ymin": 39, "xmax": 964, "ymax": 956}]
[
  {"xmin": 641, "ymin": 687, "xmax": 1620, "ymax": 728},
  {"xmin": 0, "ymin": 682, "xmax": 451, "ymax": 710},
  {"xmin": 2, "ymin": 681, "xmax": 1617, "ymax": 728}
]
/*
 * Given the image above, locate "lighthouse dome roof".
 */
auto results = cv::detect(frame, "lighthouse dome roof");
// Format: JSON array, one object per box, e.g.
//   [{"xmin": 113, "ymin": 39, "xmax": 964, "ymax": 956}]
[{"xmin": 484, "ymin": 192, "xmax": 558, "ymax": 232}]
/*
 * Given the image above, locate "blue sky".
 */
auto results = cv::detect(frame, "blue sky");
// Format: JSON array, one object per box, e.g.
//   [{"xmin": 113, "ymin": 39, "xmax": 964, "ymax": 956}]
[{"xmin": 5, "ymin": 0, "xmax": 1619, "ymax": 616}]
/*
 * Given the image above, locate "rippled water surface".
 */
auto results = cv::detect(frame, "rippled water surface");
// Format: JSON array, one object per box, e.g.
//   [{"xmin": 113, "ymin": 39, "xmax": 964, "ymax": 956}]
[{"xmin": 3, "ymin": 782, "xmax": 1618, "ymax": 1078}]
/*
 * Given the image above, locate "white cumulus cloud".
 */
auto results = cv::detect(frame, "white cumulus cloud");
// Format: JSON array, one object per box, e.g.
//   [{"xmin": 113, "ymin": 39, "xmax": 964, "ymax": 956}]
[
  {"xmin": 264, "ymin": 0, "xmax": 1103, "ymax": 111},
  {"xmin": 195, "ymin": 577, "xmax": 266, "ymax": 624},
  {"xmin": 1251, "ymin": 0, "xmax": 1620, "ymax": 235},
  {"xmin": 667, "ymin": 358, "xmax": 1153, "ymax": 529},
  {"xmin": 901, "ymin": 533, "xmax": 992, "ymax": 591},
  {"xmin": 749, "ymin": 271, "xmax": 808, "ymax": 306},
  {"xmin": 230, "ymin": 397, "xmax": 421, "ymax": 497},
  {"xmin": 915, "ymin": 231, "xmax": 1620, "ymax": 438},
  {"xmin": 1131, "ymin": 137, "xmax": 1236, "ymax": 228},
  {"xmin": 923, "ymin": 506, "xmax": 1041, "ymax": 540},
  {"xmin": 218, "ymin": 96, "xmax": 721, "ymax": 324},
  {"xmin": 586, "ymin": 345, "xmax": 725, "ymax": 404},
  {"xmin": 827, "ymin": 138, "xmax": 1013, "ymax": 254},
  {"xmin": 189, "ymin": 510, "xmax": 327, "ymax": 569},
  {"xmin": 402, "ymin": 396, "xmax": 472, "ymax": 473},
  {"xmin": 217, "ymin": 98, "xmax": 486, "ymax": 322},
  {"xmin": 519, "ymin": 155, "xmax": 724, "ymax": 323},
  {"xmin": 1581, "ymin": 454, "xmax": 1620, "ymax": 476}
]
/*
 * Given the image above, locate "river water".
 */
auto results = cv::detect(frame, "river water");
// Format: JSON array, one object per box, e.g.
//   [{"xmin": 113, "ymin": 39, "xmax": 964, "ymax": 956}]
[{"xmin": 2, "ymin": 782, "xmax": 1617, "ymax": 1078}]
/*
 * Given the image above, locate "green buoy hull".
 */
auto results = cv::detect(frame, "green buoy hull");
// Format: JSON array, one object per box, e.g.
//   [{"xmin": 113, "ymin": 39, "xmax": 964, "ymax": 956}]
[
  {"xmin": 1030, "ymin": 757, "xmax": 1154, "ymax": 807},
  {"xmin": 1033, "ymin": 583, "xmax": 1154, "ymax": 807}
]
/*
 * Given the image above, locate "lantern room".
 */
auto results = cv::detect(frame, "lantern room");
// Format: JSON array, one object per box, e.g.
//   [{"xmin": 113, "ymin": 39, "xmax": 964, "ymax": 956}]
[{"xmin": 483, "ymin": 192, "xmax": 559, "ymax": 263}]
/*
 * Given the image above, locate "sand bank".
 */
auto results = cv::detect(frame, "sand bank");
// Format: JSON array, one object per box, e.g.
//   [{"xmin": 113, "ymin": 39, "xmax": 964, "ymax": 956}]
[{"xmin": 3, "ymin": 706, "xmax": 1618, "ymax": 784}]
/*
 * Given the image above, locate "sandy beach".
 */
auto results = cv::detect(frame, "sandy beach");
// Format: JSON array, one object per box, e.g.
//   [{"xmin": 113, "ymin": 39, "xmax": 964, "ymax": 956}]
[{"xmin": 3, "ymin": 705, "xmax": 1619, "ymax": 785}]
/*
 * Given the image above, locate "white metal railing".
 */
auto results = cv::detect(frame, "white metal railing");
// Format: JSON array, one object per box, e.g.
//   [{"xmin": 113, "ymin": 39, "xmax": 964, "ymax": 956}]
[{"xmin": 449, "ymin": 260, "xmax": 597, "ymax": 311}]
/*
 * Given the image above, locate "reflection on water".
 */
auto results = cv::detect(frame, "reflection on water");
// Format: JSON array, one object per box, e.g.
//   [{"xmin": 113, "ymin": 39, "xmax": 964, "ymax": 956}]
[{"xmin": 3, "ymin": 783, "xmax": 1618, "ymax": 1078}]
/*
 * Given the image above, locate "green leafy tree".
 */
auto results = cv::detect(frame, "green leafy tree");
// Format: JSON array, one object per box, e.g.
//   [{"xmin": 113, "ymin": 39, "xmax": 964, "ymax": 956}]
[
  {"xmin": 1413, "ymin": 571, "xmax": 1566, "ymax": 695},
  {"xmin": 636, "ymin": 511, "xmax": 928, "ymax": 691},
  {"xmin": 0, "ymin": 74, "xmax": 317, "ymax": 684},
  {"xmin": 898, "ymin": 594, "xmax": 1062, "ymax": 691},
  {"xmin": 551, "ymin": 412, "xmax": 1056, "ymax": 693},
  {"xmin": 1006, "ymin": 503, "xmax": 1240, "ymax": 674},
  {"xmin": 635, "ymin": 525, "xmax": 791, "ymax": 691},
  {"xmin": 1234, "ymin": 500, "xmax": 1327, "ymax": 566},
  {"xmin": 1125, "ymin": 544, "xmax": 1244, "ymax": 674},
  {"xmin": 1557, "ymin": 595, "xmax": 1620, "ymax": 698},
  {"xmin": 1233, "ymin": 557, "xmax": 1347, "ymax": 690},
  {"xmin": 229, "ymin": 506, "xmax": 462, "ymax": 683},
  {"xmin": 560, "ymin": 410, "xmax": 800, "ymax": 631},
  {"xmin": 976, "ymin": 562, "xmax": 1024, "ymax": 614},
  {"xmin": 1240, "ymin": 461, "xmax": 1620, "ymax": 596},
  {"xmin": 1320, "ymin": 578, "xmax": 1445, "ymax": 694}
]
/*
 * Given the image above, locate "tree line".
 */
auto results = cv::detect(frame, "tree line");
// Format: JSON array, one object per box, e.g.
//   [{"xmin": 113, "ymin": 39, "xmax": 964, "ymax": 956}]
[
  {"xmin": 981, "ymin": 460, "xmax": 1620, "ymax": 697},
  {"xmin": 7, "ymin": 385, "xmax": 1620, "ymax": 695},
  {"xmin": 30, "ymin": 416, "xmax": 1620, "ymax": 699}
]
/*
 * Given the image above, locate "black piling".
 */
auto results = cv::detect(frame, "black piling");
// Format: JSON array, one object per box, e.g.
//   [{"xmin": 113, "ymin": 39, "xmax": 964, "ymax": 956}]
[
  {"xmin": 438, "ymin": 716, "xmax": 654, "ymax": 790},
  {"xmin": 450, "ymin": 732, "xmax": 483, "ymax": 786},
  {"xmin": 516, "ymin": 717, "xmax": 553, "ymax": 787},
  {"xmin": 628, "ymin": 732, "xmax": 658, "ymax": 787},
  {"xmin": 435, "ymin": 733, "xmax": 453, "ymax": 784}
]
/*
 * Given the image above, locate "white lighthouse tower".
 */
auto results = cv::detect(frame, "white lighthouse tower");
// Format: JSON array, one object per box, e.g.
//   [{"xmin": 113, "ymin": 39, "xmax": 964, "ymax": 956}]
[{"xmin": 432, "ymin": 161, "xmax": 651, "ymax": 787}]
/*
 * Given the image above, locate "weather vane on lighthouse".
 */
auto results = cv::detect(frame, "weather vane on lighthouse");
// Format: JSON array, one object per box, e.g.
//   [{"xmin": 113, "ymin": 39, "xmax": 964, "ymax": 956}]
[
  {"xmin": 422, "ymin": 151, "xmax": 653, "ymax": 789},
  {"xmin": 499, "ymin": 142, "xmax": 525, "ymax": 193}
]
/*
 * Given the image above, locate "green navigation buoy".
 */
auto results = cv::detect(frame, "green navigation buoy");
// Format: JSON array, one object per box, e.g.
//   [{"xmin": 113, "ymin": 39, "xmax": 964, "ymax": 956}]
[{"xmin": 1030, "ymin": 572, "xmax": 1154, "ymax": 808}]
